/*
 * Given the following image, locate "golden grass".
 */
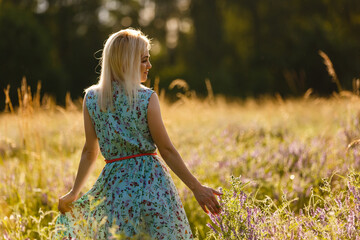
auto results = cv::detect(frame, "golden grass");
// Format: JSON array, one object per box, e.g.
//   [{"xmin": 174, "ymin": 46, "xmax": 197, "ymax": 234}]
[
  {"xmin": 2, "ymin": 75, "xmax": 360, "ymax": 239},
  {"xmin": 319, "ymin": 50, "xmax": 342, "ymax": 92}
]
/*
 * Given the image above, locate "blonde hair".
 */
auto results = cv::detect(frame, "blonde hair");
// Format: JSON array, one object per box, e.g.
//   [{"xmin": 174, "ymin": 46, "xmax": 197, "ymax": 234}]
[{"xmin": 86, "ymin": 28, "xmax": 151, "ymax": 111}]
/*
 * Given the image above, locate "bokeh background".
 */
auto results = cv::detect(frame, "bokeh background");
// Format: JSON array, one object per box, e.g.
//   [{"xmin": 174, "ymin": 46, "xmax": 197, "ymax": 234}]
[
  {"xmin": 2, "ymin": 1, "xmax": 360, "ymax": 239},
  {"xmin": 1, "ymin": 0, "xmax": 360, "ymax": 107}
]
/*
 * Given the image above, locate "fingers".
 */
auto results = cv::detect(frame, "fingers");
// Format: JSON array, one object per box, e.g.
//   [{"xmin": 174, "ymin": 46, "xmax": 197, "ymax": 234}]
[
  {"xmin": 206, "ymin": 194, "xmax": 221, "ymax": 215},
  {"xmin": 195, "ymin": 186, "xmax": 223, "ymax": 215},
  {"xmin": 206, "ymin": 201, "xmax": 221, "ymax": 215},
  {"xmin": 59, "ymin": 205, "xmax": 72, "ymax": 214},
  {"xmin": 200, "ymin": 204, "xmax": 209, "ymax": 214},
  {"xmin": 199, "ymin": 199, "xmax": 218, "ymax": 215},
  {"xmin": 200, "ymin": 202, "xmax": 215, "ymax": 215},
  {"xmin": 207, "ymin": 205, "xmax": 217, "ymax": 215},
  {"xmin": 212, "ymin": 188, "xmax": 223, "ymax": 196},
  {"xmin": 58, "ymin": 200, "xmax": 73, "ymax": 214},
  {"xmin": 209, "ymin": 190, "xmax": 222, "ymax": 212}
]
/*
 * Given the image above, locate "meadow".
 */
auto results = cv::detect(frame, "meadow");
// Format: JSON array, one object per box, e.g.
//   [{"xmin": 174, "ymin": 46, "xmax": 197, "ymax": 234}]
[{"xmin": 1, "ymin": 79, "xmax": 360, "ymax": 239}]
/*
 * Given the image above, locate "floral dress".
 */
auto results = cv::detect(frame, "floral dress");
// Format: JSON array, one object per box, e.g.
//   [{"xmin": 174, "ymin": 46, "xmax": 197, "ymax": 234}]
[{"xmin": 54, "ymin": 81, "xmax": 193, "ymax": 239}]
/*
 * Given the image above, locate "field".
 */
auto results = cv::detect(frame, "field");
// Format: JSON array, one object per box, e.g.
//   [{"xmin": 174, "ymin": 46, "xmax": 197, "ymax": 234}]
[{"xmin": 1, "ymin": 84, "xmax": 360, "ymax": 239}]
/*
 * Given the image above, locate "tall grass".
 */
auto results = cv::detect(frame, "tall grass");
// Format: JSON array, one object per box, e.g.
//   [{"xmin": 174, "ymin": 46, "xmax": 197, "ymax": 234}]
[{"xmin": 1, "ymin": 76, "xmax": 360, "ymax": 239}]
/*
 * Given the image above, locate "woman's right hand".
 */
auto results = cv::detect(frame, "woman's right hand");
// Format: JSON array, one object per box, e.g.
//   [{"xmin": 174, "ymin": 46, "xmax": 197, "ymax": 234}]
[
  {"xmin": 58, "ymin": 190, "xmax": 78, "ymax": 214},
  {"xmin": 192, "ymin": 185, "xmax": 223, "ymax": 215}
]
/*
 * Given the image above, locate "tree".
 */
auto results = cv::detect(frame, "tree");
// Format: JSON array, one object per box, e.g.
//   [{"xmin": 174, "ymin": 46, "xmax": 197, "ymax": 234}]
[{"xmin": 0, "ymin": 2, "xmax": 65, "ymax": 108}]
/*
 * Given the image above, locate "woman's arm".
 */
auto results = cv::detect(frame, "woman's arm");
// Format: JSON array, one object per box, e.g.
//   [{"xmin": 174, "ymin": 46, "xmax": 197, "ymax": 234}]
[
  {"xmin": 58, "ymin": 96, "xmax": 100, "ymax": 214},
  {"xmin": 147, "ymin": 93, "xmax": 222, "ymax": 215}
]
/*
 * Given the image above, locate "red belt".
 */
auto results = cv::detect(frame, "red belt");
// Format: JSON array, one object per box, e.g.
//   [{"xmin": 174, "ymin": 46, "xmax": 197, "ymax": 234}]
[{"xmin": 105, "ymin": 152, "xmax": 157, "ymax": 164}]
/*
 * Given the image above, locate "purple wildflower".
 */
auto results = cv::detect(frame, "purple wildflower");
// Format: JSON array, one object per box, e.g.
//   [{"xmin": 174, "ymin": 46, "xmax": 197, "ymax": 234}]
[
  {"xmin": 297, "ymin": 224, "xmax": 304, "ymax": 239},
  {"xmin": 347, "ymin": 181, "xmax": 356, "ymax": 196},
  {"xmin": 233, "ymin": 191, "xmax": 237, "ymax": 198},
  {"xmin": 346, "ymin": 210, "xmax": 355, "ymax": 237},
  {"xmin": 316, "ymin": 207, "xmax": 326, "ymax": 224},
  {"xmin": 335, "ymin": 197, "xmax": 342, "ymax": 208},
  {"xmin": 209, "ymin": 213, "xmax": 220, "ymax": 227},
  {"xmin": 240, "ymin": 191, "xmax": 247, "ymax": 208},
  {"xmin": 207, "ymin": 223, "xmax": 218, "ymax": 235},
  {"xmin": 218, "ymin": 218, "xmax": 225, "ymax": 233},
  {"xmin": 230, "ymin": 225, "xmax": 238, "ymax": 239}
]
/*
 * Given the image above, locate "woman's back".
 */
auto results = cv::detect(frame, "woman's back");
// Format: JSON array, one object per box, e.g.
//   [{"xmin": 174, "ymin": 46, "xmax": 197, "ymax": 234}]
[
  {"xmin": 86, "ymin": 81, "xmax": 156, "ymax": 160},
  {"xmin": 55, "ymin": 81, "xmax": 193, "ymax": 239}
]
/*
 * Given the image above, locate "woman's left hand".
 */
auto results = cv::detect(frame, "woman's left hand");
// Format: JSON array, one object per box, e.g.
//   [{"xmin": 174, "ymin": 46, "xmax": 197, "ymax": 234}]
[{"xmin": 58, "ymin": 190, "xmax": 78, "ymax": 214}]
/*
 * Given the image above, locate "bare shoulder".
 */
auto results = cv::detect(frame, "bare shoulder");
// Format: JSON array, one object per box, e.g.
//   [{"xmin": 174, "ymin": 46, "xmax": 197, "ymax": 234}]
[{"xmin": 148, "ymin": 92, "xmax": 160, "ymax": 112}]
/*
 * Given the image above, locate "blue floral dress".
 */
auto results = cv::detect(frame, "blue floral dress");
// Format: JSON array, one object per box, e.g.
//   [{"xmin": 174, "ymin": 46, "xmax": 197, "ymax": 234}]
[{"xmin": 54, "ymin": 81, "xmax": 193, "ymax": 239}]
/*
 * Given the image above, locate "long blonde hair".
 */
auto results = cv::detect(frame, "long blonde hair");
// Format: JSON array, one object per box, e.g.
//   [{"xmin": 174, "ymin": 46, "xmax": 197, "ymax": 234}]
[{"xmin": 86, "ymin": 28, "xmax": 151, "ymax": 111}]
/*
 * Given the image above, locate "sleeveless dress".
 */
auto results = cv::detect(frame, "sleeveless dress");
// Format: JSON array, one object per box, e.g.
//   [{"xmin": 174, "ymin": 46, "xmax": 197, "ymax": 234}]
[{"xmin": 54, "ymin": 82, "xmax": 193, "ymax": 239}]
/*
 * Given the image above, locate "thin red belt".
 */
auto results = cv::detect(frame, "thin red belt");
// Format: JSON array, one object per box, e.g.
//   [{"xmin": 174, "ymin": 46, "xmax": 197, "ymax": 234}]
[{"xmin": 105, "ymin": 152, "xmax": 157, "ymax": 164}]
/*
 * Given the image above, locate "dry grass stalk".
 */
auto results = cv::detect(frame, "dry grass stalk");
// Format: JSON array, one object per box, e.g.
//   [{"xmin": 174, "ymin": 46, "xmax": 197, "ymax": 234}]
[
  {"xmin": 303, "ymin": 88, "xmax": 313, "ymax": 99},
  {"xmin": 205, "ymin": 78, "xmax": 214, "ymax": 104},
  {"xmin": 168, "ymin": 79, "xmax": 198, "ymax": 106},
  {"xmin": 33, "ymin": 81, "xmax": 42, "ymax": 109},
  {"xmin": 353, "ymin": 78, "xmax": 360, "ymax": 96},
  {"xmin": 41, "ymin": 93, "xmax": 56, "ymax": 110},
  {"xmin": 17, "ymin": 77, "xmax": 34, "ymax": 114},
  {"xmin": 3, "ymin": 84, "xmax": 14, "ymax": 113},
  {"xmin": 169, "ymin": 79, "xmax": 189, "ymax": 92},
  {"xmin": 154, "ymin": 76, "xmax": 160, "ymax": 95},
  {"xmin": 27, "ymin": 85, "xmax": 33, "ymax": 107},
  {"xmin": 17, "ymin": 87, "xmax": 23, "ymax": 110},
  {"xmin": 347, "ymin": 139, "xmax": 360, "ymax": 151},
  {"xmin": 65, "ymin": 92, "xmax": 77, "ymax": 111},
  {"xmin": 275, "ymin": 93, "xmax": 284, "ymax": 104},
  {"xmin": 2, "ymin": 77, "xmax": 60, "ymax": 114},
  {"xmin": 339, "ymin": 91, "xmax": 355, "ymax": 98},
  {"xmin": 318, "ymin": 50, "xmax": 342, "ymax": 92}
]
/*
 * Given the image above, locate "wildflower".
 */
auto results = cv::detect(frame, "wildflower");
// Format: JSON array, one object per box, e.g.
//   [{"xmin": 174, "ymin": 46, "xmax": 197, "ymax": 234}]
[
  {"xmin": 335, "ymin": 197, "xmax": 342, "ymax": 208},
  {"xmin": 299, "ymin": 209, "xmax": 304, "ymax": 216},
  {"xmin": 206, "ymin": 223, "xmax": 218, "ymax": 234},
  {"xmin": 230, "ymin": 226, "xmax": 238, "ymax": 239},
  {"xmin": 297, "ymin": 224, "xmax": 304, "ymax": 239},
  {"xmin": 346, "ymin": 210, "xmax": 355, "ymax": 237},
  {"xmin": 347, "ymin": 181, "xmax": 356, "ymax": 196},
  {"xmin": 3, "ymin": 232, "xmax": 10, "ymax": 240},
  {"xmin": 316, "ymin": 207, "xmax": 326, "ymax": 225},
  {"xmin": 240, "ymin": 191, "xmax": 247, "ymax": 208},
  {"xmin": 208, "ymin": 213, "xmax": 219, "ymax": 227}
]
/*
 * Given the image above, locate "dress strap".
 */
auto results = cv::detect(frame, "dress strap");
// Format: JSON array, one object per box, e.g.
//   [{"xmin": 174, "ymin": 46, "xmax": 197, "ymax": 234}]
[{"xmin": 105, "ymin": 152, "xmax": 157, "ymax": 164}]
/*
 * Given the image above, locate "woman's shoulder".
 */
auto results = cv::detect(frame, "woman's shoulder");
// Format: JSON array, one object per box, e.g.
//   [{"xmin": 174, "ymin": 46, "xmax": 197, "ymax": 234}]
[
  {"xmin": 84, "ymin": 85, "xmax": 99, "ymax": 109},
  {"xmin": 85, "ymin": 85, "xmax": 99, "ymax": 98},
  {"xmin": 139, "ymin": 85, "xmax": 155, "ymax": 96},
  {"xmin": 139, "ymin": 84, "xmax": 154, "ymax": 92},
  {"xmin": 137, "ymin": 85, "xmax": 155, "ymax": 108}
]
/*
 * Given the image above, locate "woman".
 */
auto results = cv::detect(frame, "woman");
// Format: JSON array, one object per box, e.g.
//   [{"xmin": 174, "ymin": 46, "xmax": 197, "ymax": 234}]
[{"xmin": 54, "ymin": 28, "xmax": 222, "ymax": 239}]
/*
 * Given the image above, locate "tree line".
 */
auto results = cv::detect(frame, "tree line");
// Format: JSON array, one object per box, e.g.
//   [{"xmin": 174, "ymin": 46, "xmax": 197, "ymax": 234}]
[{"xmin": 1, "ymin": 0, "xmax": 360, "ymax": 108}]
